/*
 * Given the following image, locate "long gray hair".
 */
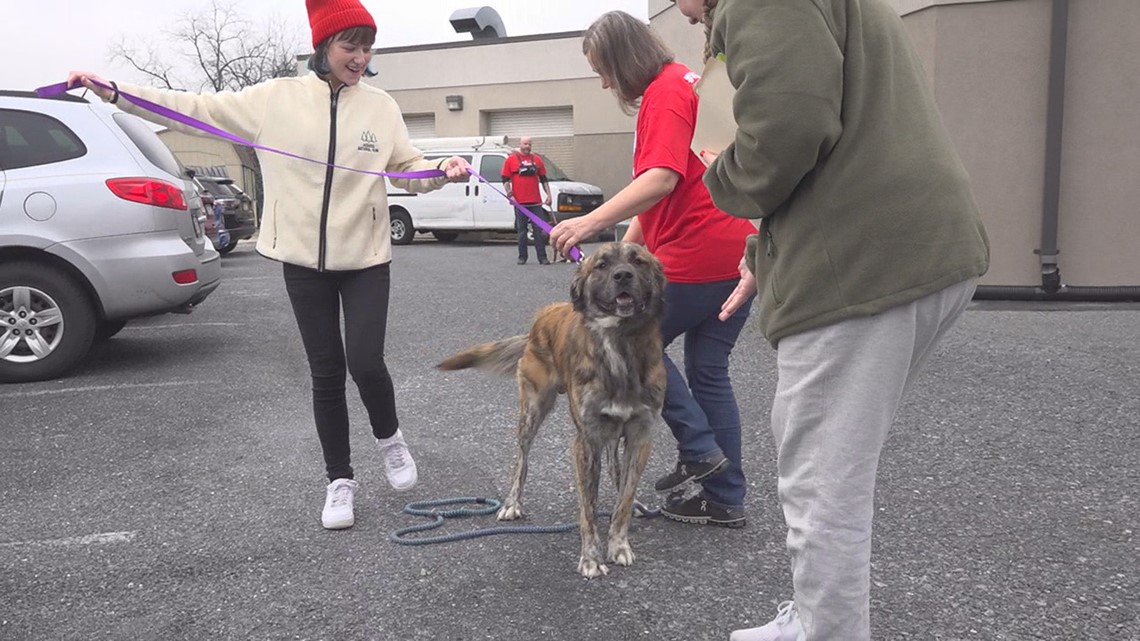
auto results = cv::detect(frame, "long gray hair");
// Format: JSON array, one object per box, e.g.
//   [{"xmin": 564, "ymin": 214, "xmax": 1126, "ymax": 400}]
[{"xmin": 582, "ymin": 11, "xmax": 674, "ymax": 114}]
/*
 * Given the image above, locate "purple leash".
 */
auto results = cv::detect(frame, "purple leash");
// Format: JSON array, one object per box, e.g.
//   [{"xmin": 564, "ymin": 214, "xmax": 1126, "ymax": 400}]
[{"xmin": 36, "ymin": 80, "xmax": 583, "ymax": 262}]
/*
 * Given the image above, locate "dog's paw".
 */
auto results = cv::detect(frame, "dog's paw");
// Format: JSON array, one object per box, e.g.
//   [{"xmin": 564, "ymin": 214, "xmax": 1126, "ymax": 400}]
[
  {"xmin": 607, "ymin": 540, "xmax": 635, "ymax": 566},
  {"xmin": 496, "ymin": 503, "xmax": 523, "ymax": 521},
  {"xmin": 577, "ymin": 556, "xmax": 610, "ymax": 579}
]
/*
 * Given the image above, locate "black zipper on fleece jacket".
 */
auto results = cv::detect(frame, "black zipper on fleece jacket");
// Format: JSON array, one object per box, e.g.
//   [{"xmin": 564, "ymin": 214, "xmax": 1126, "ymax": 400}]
[{"xmin": 318, "ymin": 84, "xmax": 346, "ymax": 272}]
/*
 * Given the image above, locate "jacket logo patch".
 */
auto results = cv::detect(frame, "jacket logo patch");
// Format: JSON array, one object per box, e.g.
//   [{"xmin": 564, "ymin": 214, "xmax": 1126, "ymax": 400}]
[{"xmin": 358, "ymin": 130, "xmax": 379, "ymax": 153}]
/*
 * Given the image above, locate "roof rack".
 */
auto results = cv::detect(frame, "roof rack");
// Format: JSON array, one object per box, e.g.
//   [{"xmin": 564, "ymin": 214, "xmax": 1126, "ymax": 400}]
[
  {"xmin": 0, "ymin": 90, "xmax": 88, "ymax": 103},
  {"xmin": 410, "ymin": 135, "xmax": 510, "ymax": 150}
]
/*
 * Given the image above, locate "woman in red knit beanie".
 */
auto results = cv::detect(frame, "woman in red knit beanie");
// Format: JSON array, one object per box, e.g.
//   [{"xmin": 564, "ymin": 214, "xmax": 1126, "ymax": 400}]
[{"xmin": 69, "ymin": 0, "xmax": 471, "ymax": 532}]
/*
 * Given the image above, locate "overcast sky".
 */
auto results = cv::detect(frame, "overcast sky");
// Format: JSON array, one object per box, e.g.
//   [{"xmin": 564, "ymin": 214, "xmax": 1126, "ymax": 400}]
[{"xmin": 1, "ymin": 0, "xmax": 648, "ymax": 91}]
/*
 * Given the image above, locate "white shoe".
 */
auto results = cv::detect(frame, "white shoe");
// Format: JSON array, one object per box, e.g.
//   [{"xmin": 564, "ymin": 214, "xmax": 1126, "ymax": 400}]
[
  {"xmin": 378, "ymin": 429, "xmax": 418, "ymax": 492},
  {"xmin": 321, "ymin": 478, "xmax": 357, "ymax": 530},
  {"xmin": 730, "ymin": 601, "xmax": 805, "ymax": 641}
]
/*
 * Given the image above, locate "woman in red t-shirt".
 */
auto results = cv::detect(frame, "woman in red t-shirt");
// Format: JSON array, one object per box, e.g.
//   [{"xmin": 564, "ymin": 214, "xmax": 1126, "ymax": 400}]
[{"xmin": 549, "ymin": 10, "xmax": 757, "ymax": 528}]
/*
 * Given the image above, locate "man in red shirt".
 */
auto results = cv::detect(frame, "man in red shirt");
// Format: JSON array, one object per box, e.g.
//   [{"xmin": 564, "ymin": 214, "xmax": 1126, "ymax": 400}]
[{"xmin": 501, "ymin": 136, "xmax": 553, "ymax": 265}]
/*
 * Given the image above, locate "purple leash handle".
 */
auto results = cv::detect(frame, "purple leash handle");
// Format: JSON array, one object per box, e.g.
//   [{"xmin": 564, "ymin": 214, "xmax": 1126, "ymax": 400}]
[{"xmin": 37, "ymin": 80, "xmax": 587, "ymax": 262}]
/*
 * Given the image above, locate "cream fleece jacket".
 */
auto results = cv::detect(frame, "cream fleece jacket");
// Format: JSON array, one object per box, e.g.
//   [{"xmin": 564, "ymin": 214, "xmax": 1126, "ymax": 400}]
[{"xmin": 117, "ymin": 73, "xmax": 447, "ymax": 270}]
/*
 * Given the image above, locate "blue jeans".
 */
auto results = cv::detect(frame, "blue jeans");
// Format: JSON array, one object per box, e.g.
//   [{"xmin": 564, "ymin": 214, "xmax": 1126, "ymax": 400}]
[
  {"xmin": 515, "ymin": 204, "xmax": 548, "ymax": 261},
  {"xmin": 660, "ymin": 278, "xmax": 753, "ymax": 509}
]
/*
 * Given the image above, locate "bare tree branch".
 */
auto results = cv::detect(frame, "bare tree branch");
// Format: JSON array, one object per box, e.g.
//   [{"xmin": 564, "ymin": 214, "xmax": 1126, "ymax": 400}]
[{"xmin": 107, "ymin": 0, "xmax": 303, "ymax": 93}]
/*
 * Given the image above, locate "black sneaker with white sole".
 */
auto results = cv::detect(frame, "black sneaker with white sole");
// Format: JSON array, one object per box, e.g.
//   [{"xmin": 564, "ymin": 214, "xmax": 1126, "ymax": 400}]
[
  {"xmin": 653, "ymin": 454, "xmax": 729, "ymax": 493},
  {"xmin": 661, "ymin": 493, "xmax": 746, "ymax": 528}
]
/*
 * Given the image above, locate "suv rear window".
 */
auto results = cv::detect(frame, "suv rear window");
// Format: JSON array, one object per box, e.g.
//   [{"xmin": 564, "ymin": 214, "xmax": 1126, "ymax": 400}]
[
  {"xmin": 112, "ymin": 112, "xmax": 183, "ymax": 179},
  {"xmin": 0, "ymin": 109, "xmax": 87, "ymax": 170},
  {"xmin": 199, "ymin": 180, "xmax": 237, "ymax": 199}
]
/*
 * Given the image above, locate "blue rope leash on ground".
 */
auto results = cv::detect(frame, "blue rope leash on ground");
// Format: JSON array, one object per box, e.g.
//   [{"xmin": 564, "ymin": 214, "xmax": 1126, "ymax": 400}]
[{"xmin": 389, "ymin": 497, "xmax": 661, "ymax": 546}]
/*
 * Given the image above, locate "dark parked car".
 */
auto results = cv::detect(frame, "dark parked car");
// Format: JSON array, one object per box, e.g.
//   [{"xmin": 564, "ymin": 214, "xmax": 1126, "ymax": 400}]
[
  {"xmin": 188, "ymin": 172, "xmax": 230, "ymax": 252},
  {"xmin": 196, "ymin": 176, "xmax": 255, "ymax": 254}
]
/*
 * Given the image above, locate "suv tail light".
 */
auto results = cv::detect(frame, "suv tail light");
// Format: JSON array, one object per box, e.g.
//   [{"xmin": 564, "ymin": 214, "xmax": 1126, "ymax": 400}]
[{"xmin": 106, "ymin": 178, "xmax": 188, "ymax": 210}]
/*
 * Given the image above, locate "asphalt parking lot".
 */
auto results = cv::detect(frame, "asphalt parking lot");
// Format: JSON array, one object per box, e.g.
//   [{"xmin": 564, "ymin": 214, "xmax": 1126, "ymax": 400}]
[{"xmin": 1, "ymin": 237, "xmax": 1137, "ymax": 641}]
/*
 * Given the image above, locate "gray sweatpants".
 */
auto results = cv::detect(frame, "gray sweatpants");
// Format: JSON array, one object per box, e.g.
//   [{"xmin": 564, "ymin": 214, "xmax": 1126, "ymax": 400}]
[{"xmin": 771, "ymin": 278, "xmax": 977, "ymax": 641}]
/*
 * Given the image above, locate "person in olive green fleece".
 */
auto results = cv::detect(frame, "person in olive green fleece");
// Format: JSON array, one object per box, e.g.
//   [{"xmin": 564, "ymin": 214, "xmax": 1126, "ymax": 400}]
[
  {"xmin": 68, "ymin": 0, "xmax": 472, "ymax": 532},
  {"xmin": 675, "ymin": 0, "xmax": 990, "ymax": 639}
]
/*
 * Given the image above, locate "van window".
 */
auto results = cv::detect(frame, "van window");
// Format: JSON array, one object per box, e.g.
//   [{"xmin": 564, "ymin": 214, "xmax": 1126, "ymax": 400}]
[
  {"xmin": 479, "ymin": 154, "xmax": 506, "ymax": 181},
  {"xmin": 112, "ymin": 112, "xmax": 183, "ymax": 179},
  {"xmin": 537, "ymin": 154, "xmax": 570, "ymax": 181},
  {"xmin": 486, "ymin": 152, "xmax": 570, "ymax": 181},
  {"xmin": 0, "ymin": 109, "xmax": 87, "ymax": 170}
]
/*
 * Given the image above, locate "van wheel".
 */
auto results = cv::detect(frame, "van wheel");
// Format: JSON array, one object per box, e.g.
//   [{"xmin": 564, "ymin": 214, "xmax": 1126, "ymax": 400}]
[
  {"xmin": 0, "ymin": 262, "xmax": 97, "ymax": 383},
  {"xmin": 432, "ymin": 231, "xmax": 459, "ymax": 243},
  {"xmin": 390, "ymin": 209, "xmax": 415, "ymax": 245}
]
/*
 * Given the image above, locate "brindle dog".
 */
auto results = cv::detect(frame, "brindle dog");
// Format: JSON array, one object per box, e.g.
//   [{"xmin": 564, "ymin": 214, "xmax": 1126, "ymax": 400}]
[{"xmin": 438, "ymin": 242, "xmax": 667, "ymax": 578}]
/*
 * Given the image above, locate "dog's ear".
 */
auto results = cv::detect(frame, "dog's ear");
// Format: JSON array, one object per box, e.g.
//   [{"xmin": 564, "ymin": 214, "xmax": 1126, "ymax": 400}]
[
  {"xmin": 570, "ymin": 263, "xmax": 587, "ymax": 313},
  {"xmin": 646, "ymin": 251, "xmax": 667, "ymax": 319}
]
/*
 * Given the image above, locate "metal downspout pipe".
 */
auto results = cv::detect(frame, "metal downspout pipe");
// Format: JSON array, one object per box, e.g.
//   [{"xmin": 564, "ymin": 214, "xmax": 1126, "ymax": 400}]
[{"xmin": 974, "ymin": 0, "xmax": 1140, "ymax": 302}]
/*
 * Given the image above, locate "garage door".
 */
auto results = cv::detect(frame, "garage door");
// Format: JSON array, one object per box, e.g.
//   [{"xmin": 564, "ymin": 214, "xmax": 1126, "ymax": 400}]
[
  {"xmin": 488, "ymin": 108, "xmax": 575, "ymax": 176},
  {"xmin": 403, "ymin": 114, "xmax": 436, "ymax": 139}
]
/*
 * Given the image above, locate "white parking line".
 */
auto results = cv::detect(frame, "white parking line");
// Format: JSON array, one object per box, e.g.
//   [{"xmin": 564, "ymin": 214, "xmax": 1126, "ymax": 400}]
[
  {"xmin": 0, "ymin": 531, "xmax": 137, "ymax": 549},
  {"xmin": 0, "ymin": 381, "xmax": 208, "ymax": 399},
  {"xmin": 125, "ymin": 322, "xmax": 244, "ymax": 330}
]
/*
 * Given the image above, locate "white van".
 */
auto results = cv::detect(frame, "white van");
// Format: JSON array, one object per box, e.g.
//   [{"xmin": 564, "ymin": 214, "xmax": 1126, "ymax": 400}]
[{"xmin": 385, "ymin": 136, "xmax": 610, "ymax": 244}]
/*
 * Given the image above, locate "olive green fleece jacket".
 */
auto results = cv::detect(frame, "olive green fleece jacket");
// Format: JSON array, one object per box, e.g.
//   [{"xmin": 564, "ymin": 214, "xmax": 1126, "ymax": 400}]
[
  {"xmin": 115, "ymin": 74, "xmax": 447, "ymax": 271},
  {"xmin": 703, "ymin": 0, "xmax": 989, "ymax": 346}
]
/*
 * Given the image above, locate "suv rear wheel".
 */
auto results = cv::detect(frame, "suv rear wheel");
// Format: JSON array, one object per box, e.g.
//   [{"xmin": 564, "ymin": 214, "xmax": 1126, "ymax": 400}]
[{"xmin": 0, "ymin": 262, "xmax": 97, "ymax": 383}]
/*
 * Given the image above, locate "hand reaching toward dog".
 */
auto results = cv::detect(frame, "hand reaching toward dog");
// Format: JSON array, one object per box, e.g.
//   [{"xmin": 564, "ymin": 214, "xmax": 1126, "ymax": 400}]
[{"xmin": 550, "ymin": 215, "xmax": 602, "ymax": 257}]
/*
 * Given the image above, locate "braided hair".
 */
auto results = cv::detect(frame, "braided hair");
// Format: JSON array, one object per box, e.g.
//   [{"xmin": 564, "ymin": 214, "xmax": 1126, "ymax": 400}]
[{"xmin": 702, "ymin": 0, "xmax": 720, "ymax": 62}]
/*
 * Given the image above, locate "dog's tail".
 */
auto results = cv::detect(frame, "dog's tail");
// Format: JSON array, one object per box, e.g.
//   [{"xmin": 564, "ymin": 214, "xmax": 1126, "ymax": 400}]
[{"xmin": 436, "ymin": 335, "xmax": 528, "ymax": 377}]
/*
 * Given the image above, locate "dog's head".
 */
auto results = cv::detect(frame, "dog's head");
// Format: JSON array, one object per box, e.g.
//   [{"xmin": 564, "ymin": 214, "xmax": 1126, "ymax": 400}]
[{"xmin": 570, "ymin": 242, "xmax": 665, "ymax": 325}]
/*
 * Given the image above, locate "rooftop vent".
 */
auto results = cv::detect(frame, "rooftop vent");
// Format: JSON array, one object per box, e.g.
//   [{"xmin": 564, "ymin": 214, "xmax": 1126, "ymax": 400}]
[{"xmin": 449, "ymin": 6, "xmax": 507, "ymax": 40}]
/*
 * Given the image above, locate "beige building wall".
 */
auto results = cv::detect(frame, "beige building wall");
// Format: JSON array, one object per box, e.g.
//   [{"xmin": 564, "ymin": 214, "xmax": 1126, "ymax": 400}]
[
  {"xmin": 893, "ymin": 0, "xmax": 1140, "ymax": 287},
  {"xmin": 371, "ymin": 33, "xmax": 637, "ymax": 200},
  {"xmin": 279, "ymin": 0, "xmax": 1139, "ymax": 288},
  {"xmin": 368, "ymin": 6, "xmax": 710, "ymax": 204}
]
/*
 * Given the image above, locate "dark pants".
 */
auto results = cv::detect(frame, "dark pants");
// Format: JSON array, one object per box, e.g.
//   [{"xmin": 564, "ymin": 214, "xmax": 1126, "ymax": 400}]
[
  {"xmin": 659, "ymin": 278, "xmax": 754, "ymax": 508},
  {"xmin": 515, "ymin": 204, "xmax": 549, "ymax": 262},
  {"xmin": 283, "ymin": 262, "xmax": 398, "ymax": 482}
]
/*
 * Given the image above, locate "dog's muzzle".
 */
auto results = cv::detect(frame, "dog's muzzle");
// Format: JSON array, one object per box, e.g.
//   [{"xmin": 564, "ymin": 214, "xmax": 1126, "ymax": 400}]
[{"xmin": 606, "ymin": 266, "xmax": 645, "ymax": 318}]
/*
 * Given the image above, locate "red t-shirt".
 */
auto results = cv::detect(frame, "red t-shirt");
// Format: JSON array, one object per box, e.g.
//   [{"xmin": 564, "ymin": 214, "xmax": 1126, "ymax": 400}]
[
  {"xmin": 635, "ymin": 63, "xmax": 756, "ymax": 284},
  {"xmin": 501, "ymin": 152, "xmax": 547, "ymax": 205}
]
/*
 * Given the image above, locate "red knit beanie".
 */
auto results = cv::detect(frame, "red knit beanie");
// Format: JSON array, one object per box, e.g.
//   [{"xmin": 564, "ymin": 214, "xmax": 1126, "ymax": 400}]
[{"xmin": 306, "ymin": 0, "xmax": 377, "ymax": 48}]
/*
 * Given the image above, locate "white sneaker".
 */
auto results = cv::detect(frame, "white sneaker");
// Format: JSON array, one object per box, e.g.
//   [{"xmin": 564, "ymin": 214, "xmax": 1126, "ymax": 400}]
[
  {"xmin": 378, "ymin": 429, "xmax": 418, "ymax": 492},
  {"xmin": 321, "ymin": 478, "xmax": 358, "ymax": 530},
  {"xmin": 730, "ymin": 601, "xmax": 805, "ymax": 641}
]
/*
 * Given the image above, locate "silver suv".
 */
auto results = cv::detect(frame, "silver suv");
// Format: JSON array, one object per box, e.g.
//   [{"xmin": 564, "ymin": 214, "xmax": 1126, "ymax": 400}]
[{"xmin": 0, "ymin": 91, "xmax": 222, "ymax": 383}]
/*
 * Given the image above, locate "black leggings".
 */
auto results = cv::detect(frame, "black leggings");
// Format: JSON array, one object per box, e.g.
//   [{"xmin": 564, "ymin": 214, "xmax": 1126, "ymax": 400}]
[{"xmin": 283, "ymin": 262, "xmax": 398, "ymax": 481}]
